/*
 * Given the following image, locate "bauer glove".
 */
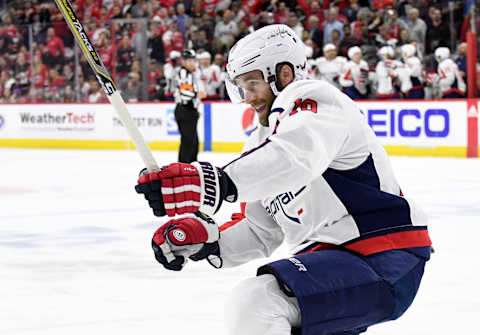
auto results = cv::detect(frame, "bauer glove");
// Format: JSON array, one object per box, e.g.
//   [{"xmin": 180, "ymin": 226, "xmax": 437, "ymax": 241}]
[
  {"xmin": 151, "ymin": 212, "xmax": 222, "ymax": 271},
  {"xmin": 135, "ymin": 162, "xmax": 238, "ymax": 217}
]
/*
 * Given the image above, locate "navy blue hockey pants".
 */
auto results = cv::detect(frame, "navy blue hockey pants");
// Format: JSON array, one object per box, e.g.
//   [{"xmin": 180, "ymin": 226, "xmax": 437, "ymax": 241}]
[{"xmin": 257, "ymin": 247, "xmax": 430, "ymax": 335}]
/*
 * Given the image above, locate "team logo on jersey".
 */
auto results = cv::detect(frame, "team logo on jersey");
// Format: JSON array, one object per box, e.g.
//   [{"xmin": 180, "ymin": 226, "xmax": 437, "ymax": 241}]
[
  {"xmin": 265, "ymin": 186, "xmax": 306, "ymax": 224},
  {"xmin": 0, "ymin": 115, "xmax": 4, "ymax": 129}
]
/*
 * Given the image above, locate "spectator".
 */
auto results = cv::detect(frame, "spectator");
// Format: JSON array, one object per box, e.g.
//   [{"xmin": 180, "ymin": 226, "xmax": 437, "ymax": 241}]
[
  {"xmin": 214, "ymin": 9, "xmax": 238, "ymax": 54},
  {"xmin": 172, "ymin": 3, "xmax": 190, "ymax": 36},
  {"xmin": 324, "ymin": 7, "xmax": 344, "ymax": 44},
  {"xmin": 455, "ymin": 42, "xmax": 467, "ymax": 82},
  {"xmin": 274, "ymin": 1, "xmax": 290, "ymax": 25},
  {"xmin": 62, "ymin": 84, "xmax": 76, "ymax": 102},
  {"xmin": 62, "ymin": 64, "xmax": 75, "ymax": 87},
  {"xmin": 148, "ymin": 22, "xmax": 166, "ymax": 65},
  {"xmin": 28, "ymin": 53, "xmax": 48, "ymax": 91},
  {"xmin": 131, "ymin": 22, "xmax": 147, "ymax": 59},
  {"xmin": 43, "ymin": 26, "xmax": 65, "ymax": 69},
  {"xmin": 48, "ymin": 67, "xmax": 64, "ymax": 101},
  {"xmin": 88, "ymin": 79, "xmax": 105, "ymax": 103},
  {"xmin": 406, "ymin": 7, "xmax": 426, "ymax": 56},
  {"xmin": 287, "ymin": 12, "xmax": 303, "ymax": 39},
  {"xmin": 343, "ymin": 0, "xmax": 362, "ymax": 23},
  {"xmin": 124, "ymin": 71, "xmax": 142, "ymax": 102},
  {"xmin": 305, "ymin": 1, "xmax": 325, "ymax": 30},
  {"xmin": 308, "ymin": 16, "xmax": 323, "ymax": 58},
  {"xmin": 338, "ymin": 24, "xmax": 364, "ymax": 57},
  {"xmin": 425, "ymin": 7, "xmax": 450, "ymax": 55},
  {"xmin": 351, "ymin": 8, "xmax": 369, "ymax": 40},
  {"xmin": 162, "ymin": 21, "xmax": 184, "ymax": 57},
  {"xmin": 14, "ymin": 51, "xmax": 29, "ymax": 96},
  {"xmin": 331, "ymin": 29, "xmax": 342, "ymax": 48},
  {"xmin": 98, "ymin": 30, "xmax": 115, "ymax": 71},
  {"xmin": 115, "ymin": 34, "xmax": 135, "ymax": 79},
  {"xmin": 383, "ymin": 8, "xmax": 406, "ymax": 42},
  {"xmin": 130, "ymin": 0, "xmax": 151, "ymax": 18},
  {"xmin": 187, "ymin": 29, "xmax": 212, "ymax": 55}
]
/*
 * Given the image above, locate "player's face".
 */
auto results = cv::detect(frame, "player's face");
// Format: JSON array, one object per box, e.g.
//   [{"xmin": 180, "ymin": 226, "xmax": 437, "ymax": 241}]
[
  {"xmin": 353, "ymin": 53, "xmax": 362, "ymax": 63},
  {"xmin": 326, "ymin": 49, "xmax": 337, "ymax": 60},
  {"xmin": 235, "ymin": 70, "xmax": 275, "ymax": 126}
]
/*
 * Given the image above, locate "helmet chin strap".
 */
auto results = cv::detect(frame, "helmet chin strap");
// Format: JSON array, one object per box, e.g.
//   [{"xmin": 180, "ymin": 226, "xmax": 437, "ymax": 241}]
[{"xmin": 269, "ymin": 80, "xmax": 281, "ymax": 96}]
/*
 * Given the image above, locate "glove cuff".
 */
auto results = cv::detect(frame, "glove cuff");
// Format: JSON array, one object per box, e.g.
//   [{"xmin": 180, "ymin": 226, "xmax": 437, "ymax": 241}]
[{"xmin": 191, "ymin": 162, "xmax": 238, "ymax": 215}]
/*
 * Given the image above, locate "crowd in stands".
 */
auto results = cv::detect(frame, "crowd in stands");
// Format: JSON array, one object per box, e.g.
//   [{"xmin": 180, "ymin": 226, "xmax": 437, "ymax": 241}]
[{"xmin": 0, "ymin": 0, "xmax": 477, "ymax": 103}]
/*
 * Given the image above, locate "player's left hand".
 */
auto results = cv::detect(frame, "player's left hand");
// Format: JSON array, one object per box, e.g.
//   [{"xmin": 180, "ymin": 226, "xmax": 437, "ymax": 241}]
[
  {"xmin": 135, "ymin": 162, "xmax": 237, "ymax": 217},
  {"xmin": 151, "ymin": 213, "xmax": 222, "ymax": 271}
]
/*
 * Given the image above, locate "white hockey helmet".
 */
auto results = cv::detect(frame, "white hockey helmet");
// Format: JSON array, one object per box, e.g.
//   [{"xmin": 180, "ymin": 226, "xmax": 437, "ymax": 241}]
[
  {"xmin": 197, "ymin": 51, "xmax": 211, "ymax": 60},
  {"xmin": 347, "ymin": 46, "xmax": 362, "ymax": 60},
  {"xmin": 434, "ymin": 47, "xmax": 450, "ymax": 62},
  {"xmin": 379, "ymin": 45, "xmax": 394, "ymax": 58},
  {"xmin": 226, "ymin": 24, "xmax": 307, "ymax": 103},
  {"xmin": 401, "ymin": 44, "xmax": 416, "ymax": 59},
  {"xmin": 169, "ymin": 50, "xmax": 181, "ymax": 59},
  {"xmin": 323, "ymin": 43, "xmax": 336, "ymax": 53}
]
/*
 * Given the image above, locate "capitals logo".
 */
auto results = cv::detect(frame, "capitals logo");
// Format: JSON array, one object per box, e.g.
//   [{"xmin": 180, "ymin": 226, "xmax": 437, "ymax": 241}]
[
  {"xmin": 0, "ymin": 114, "xmax": 4, "ymax": 129},
  {"xmin": 265, "ymin": 186, "xmax": 306, "ymax": 224}
]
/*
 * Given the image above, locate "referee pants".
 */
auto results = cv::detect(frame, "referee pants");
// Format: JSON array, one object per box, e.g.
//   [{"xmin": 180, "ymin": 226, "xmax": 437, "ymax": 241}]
[{"xmin": 174, "ymin": 103, "xmax": 199, "ymax": 163}]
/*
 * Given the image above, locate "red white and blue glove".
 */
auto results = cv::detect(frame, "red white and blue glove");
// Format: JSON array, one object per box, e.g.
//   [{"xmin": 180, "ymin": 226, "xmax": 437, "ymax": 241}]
[
  {"xmin": 135, "ymin": 162, "xmax": 237, "ymax": 217},
  {"xmin": 151, "ymin": 212, "xmax": 222, "ymax": 271}
]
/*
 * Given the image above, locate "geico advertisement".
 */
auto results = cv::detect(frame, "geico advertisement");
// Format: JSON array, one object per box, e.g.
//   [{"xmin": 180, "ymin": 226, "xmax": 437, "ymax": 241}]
[
  {"xmin": 0, "ymin": 104, "xmax": 99, "ymax": 139},
  {"xmin": 210, "ymin": 101, "xmax": 467, "ymax": 147},
  {"xmin": 357, "ymin": 101, "xmax": 466, "ymax": 146},
  {"xmin": 110, "ymin": 103, "xmax": 204, "ymax": 142}
]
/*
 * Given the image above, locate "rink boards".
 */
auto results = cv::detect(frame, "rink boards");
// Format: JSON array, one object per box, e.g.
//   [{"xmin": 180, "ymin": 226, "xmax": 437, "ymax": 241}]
[{"xmin": 0, "ymin": 99, "xmax": 478, "ymax": 157}]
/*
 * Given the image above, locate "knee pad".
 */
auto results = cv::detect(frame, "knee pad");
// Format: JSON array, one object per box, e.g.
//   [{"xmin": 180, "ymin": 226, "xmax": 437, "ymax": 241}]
[{"xmin": 224, "ymin": 274, "xmax": 301, "ymax": 335}]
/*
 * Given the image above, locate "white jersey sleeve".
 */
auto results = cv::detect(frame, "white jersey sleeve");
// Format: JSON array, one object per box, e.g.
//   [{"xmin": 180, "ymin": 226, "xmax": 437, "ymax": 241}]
[{"xmin": 218, "ymin": 200, "xmax": 284, "ymax": 267}]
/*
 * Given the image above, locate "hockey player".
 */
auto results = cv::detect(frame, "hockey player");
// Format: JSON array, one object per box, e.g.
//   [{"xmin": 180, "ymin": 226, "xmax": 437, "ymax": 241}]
[
  {"xmin": 316, "ymin": 43, "xmax": 347, "ymax": 90},
  {"xmin": 197, "ymin": 51, "xmax": 222, "ymax": 100},
  {"xmin": 136, "ymin": 25, "xmax": 431, "ymax": 335},
  {"xmin": 163, "ymin": 50, "xmax": 181, "ymax": 101},
  {"xmin": 374, "ymin": 45, "xmax": 402, "ymax": 99},
  {"xmin": 396, "ymin": 43, "xmax": 425, "ymax": 99},
  {"xmin": 430, "ymin": 47, "xmax": 466, "ymax": 99},
  {"xmin": 339, "ymin": 46, "xmax": 370, "ymax": 99}
]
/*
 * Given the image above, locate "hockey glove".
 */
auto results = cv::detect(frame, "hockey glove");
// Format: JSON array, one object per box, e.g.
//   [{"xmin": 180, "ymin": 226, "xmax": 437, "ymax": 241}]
[
  {"xmin": 151, "ymin": 212, "xmax": 222, "ymax": 271},
  {"xmin": 135, "ymin": 162, "xmax": 238, "ymax": 217}
]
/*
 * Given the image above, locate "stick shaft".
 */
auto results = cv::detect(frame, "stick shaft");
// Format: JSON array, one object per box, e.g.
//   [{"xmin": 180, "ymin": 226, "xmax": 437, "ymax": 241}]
[{"xmin": 54, "ymin": 0, "xmax": 159, "ymax": 171}]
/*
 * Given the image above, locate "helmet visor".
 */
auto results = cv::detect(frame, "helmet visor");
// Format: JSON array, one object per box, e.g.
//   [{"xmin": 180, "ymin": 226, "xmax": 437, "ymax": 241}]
[{"xmin": 225, "ymin": 75, "xmax": 245, "ymax": 104}]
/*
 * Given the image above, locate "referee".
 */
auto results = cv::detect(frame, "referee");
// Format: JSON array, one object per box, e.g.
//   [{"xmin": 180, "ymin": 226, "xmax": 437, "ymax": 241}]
[{"xmin": 174, "ymin": 49, "xmax": 205, "ymax": 163}]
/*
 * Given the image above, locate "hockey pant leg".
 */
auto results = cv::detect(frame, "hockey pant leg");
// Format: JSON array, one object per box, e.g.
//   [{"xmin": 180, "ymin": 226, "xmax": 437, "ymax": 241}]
[{"xmin": 224, "ymin": 274, "xmax": 301, "ymax": 335}]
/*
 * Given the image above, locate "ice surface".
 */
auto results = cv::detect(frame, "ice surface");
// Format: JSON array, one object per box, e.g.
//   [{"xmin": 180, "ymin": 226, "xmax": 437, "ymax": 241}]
[{"xmin": 1, "ymin": 148, "xmax": 479, "ymax": 334}]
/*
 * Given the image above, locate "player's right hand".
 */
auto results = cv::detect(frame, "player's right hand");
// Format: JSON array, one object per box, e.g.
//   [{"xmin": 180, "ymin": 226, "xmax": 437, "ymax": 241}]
[{"xmin": 151, "ymin": 213, "xmax": 222, "ymax": 271}]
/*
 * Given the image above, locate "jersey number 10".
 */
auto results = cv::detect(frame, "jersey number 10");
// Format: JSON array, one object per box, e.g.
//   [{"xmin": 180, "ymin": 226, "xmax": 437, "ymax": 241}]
[{"xmin": 290, "ymin": 98, "xmax": 318, "ymax": 116}]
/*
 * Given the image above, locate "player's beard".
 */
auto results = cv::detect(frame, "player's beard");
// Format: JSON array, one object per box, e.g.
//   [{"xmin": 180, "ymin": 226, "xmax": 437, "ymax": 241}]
[{"xmin": 255, "ymin": 89, "xmax": 275, "ymax": 127}]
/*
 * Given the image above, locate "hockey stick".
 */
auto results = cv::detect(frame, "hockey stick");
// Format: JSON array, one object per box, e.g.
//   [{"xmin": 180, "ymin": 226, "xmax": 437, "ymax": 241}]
[{"xmin": 54, "ymin": 0, "xmax": 159, "ymax": 172}]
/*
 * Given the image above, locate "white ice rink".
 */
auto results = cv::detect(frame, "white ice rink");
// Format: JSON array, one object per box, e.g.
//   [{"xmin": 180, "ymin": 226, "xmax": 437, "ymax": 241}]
[{"xmin": 1, "ymin": 148, "xmax": 479, "ymax": 335}]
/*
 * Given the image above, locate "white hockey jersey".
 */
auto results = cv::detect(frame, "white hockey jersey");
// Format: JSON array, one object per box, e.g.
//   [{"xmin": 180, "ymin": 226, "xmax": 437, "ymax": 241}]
[
  {"xmin": 218, "ymin": 80, "xmax": 431, "ymax": 268},
  {"xmin": 395, "ymin": 56, "xmax": 423, "ymax": 93},
  {"xmin": 339, "ymin": 60, "xmax": 369, "ymax": 95},
  {"xmin": 436, "ymin": 58, "xmax": 466, "ymax": 96},
  {"xmin": 375, "ymin": 60, "xmax": 402, "ymax": 96},
  {"xmin": 316, "ymin": 56, "xmax": 347, "ymax": 89},
  {"xmin": 198, "ymin": 64, "xmax": 222, "ymax": 98}
]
